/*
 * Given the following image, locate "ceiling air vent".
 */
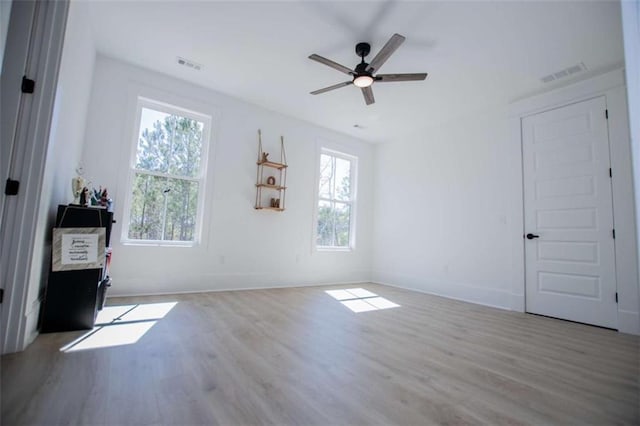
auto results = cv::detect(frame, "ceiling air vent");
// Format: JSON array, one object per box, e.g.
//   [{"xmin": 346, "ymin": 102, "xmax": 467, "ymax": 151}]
[
  {"xmin": 176, "ymin": 56, "xmax": 202, "ymax": 71},
  {"xmin": 540, "ymin": 62, "xmax": 587, "ymax": 84}
]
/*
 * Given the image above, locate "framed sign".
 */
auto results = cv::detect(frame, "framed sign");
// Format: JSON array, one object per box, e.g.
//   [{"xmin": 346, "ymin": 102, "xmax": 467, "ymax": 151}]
[{"xmin": 52, "ymin": 228, "xmax": 106, "ymax": 271}]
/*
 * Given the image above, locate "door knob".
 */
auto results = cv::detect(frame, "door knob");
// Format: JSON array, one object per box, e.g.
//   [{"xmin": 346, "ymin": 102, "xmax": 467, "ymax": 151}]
[{"xmin": 526, "ymin": 233, "xmax": 540, "ymax": 240}]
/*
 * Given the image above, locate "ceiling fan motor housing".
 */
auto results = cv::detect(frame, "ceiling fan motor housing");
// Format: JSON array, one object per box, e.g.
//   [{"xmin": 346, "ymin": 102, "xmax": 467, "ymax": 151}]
[{"xmin": 354, "ymin": 62, "xmax": 370, "ymax": 75}]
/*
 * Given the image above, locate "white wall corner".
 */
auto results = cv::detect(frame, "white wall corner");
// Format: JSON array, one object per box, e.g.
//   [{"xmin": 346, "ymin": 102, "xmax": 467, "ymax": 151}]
[{"xmin": 371, "ymin": 271, "xmax": 512, "ymax": 311}]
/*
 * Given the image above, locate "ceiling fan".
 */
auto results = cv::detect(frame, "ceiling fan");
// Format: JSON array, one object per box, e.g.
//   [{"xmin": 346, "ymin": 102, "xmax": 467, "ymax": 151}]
[{"xmin": 308, "ymin": 33, "xmax": 428, "ymax": 105}]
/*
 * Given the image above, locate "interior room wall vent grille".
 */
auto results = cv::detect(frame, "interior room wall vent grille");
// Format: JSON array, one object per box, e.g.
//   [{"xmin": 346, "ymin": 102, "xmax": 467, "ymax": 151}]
[
  {"xmin": 540, "ymin": 62, "xmax": 587, "ymax": 83},
  {"xmin": 176, "ymin": 56, "xmax": 202, "ymax": 71}
]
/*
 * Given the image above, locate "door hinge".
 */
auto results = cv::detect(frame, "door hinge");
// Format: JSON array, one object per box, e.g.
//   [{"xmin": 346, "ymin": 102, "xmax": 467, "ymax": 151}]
[
  {"xmin": 0, "ymin": 288, "xmax": 4, "ymax": 304},
  {"xmin": 612, "ymin": 229, "xmax": 616, "ymax": 239},
  {"xmin": 21, "ymin": 76, "xmax": 35, "ymax": 93},
  {"xmin": 4, "ymin": 178, "xmax": 19, "ymax": 195},
  {"xmin": 609, "ymin": 168, "xmax": 612, "ymax": 178},
  {"xmin": 615, "ymin": 292, "xmax": 618, "ymax": 303},
  {"xmin": 605, "ymin": 109, "xmax": 609, "ymax": 119}
]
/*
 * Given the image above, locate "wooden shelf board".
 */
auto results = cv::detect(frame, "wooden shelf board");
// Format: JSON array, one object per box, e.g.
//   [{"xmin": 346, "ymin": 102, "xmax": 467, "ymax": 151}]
[
  {"xmin": 257, "ymin": 160, "xmax": 287, "ymax": 170},
  {"xmin": 255, "ymin": 207, "xmax": 285, "ymax": 211},
  {"xmin": 255, "ymin": 184, "xmax": 286, "ymax": 190}
]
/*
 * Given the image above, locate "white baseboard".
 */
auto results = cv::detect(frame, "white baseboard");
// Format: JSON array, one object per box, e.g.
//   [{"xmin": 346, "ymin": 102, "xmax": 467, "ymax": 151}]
[
  {"xmin": 106, "ymin": 268, "xmax": 372, "ymax": 298},
  {"xmin": 108, "ymin": 279, "xmax": 370, "ymax": 298},
  {"xmin": 618, "ymin": 309, "xmax": 640, "ymax": 335},
  {"xmin": 510, "ymin": 293, "xmax": 525, "ymax": 312},
  {"xmin": 23, "ymin": 299, "xmax": 41, "ymax": 349},
  {"xmin": 371, "ymin": 277, "xmax": 511, "ymax": 311},
  {"xmin": 373, "ymin": 274, "xmax": 640, "ymax": 336}
]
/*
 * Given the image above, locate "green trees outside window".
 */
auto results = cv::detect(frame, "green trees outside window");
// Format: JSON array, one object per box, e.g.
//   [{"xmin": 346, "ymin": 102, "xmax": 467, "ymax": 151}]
[
  {"xmin": 317, "ymin": 151, "xmax": 356, "ymax": 248},
  {"xmin": 127, "ymin": 104, "xmax": 208, "ymax": 243}
]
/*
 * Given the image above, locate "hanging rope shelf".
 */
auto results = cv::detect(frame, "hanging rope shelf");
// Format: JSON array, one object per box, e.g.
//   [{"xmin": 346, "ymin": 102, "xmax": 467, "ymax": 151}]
[{"xmin": 255, "ymin": 129, "xmax": 287, "ymax": 211}]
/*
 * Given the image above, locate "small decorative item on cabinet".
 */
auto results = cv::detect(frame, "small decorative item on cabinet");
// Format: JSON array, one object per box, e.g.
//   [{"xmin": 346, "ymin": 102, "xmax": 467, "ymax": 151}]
[{"xmin": 255, "ymin": 129, "xmax": 287, "ymax": 211}]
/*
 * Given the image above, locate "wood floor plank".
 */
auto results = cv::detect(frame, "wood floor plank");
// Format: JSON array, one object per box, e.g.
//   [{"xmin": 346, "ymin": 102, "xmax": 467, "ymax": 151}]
[{"xmin": 2, "ymin": 283, "xmax": 638, "ymax": 425}]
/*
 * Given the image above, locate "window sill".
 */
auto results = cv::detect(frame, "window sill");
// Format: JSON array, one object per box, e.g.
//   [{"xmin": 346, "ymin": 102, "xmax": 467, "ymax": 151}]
[
  {"xmin": 121, "ymin": 240, "xmax": 198, "ymax": 248},
  {"xmin": 316, "ymin": 246, "xmax": 353, "ymax": 252}
]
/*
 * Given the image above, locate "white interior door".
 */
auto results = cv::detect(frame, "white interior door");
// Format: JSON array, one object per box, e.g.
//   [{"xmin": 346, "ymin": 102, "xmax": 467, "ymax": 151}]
[{"xmin": 522, "ymin": 96, "xmax": 618, "ymax": 329}]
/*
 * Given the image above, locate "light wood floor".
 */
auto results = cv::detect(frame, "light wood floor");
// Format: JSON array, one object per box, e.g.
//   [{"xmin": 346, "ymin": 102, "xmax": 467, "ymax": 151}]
[{"xmin": 2, "ymin": 283, "xmax": 638, "ymax": 425}]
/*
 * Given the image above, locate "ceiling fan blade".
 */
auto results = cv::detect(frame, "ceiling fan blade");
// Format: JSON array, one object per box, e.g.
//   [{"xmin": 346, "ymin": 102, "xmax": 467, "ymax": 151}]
[
  {"xmin": 310, "ymin": 81, "xmax": 353, "ymax": 95},
  {"xmin": 366, "ymin": 33, "xmax": 406, "ymax": 73},
  {"xmin": 309, "ymin": 54, "xmax": 354, "ymax": 75},
  {"xmin": 376, "ymin": 73, "xmax": 428, "ymax": 82},
  {"xmin": 361, "ymin": 86, "xmax": 375, "ymax": 105}
]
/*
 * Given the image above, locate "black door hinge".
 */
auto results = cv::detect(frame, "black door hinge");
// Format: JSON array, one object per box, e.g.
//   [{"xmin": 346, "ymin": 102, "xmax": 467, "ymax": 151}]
[
  {"xmin": 609, "ymin": 168, "xmax": 612, "ymax": 178},
  {"xmin": 615, "ymin": 292, "xmax": 618, "ymax": 303},
  {"xmin": 605, "ymin": 109, "xmax": 609, "ymax": 119},
  {"xmin": 4, "ymin": 178, "xmax": 19, "ymax": 195},
  {"xmin": 21, "ymin": 76, "xmax": 35, "ymax": 93},
  {"xmin": 0, "ymin": 288, "xmax": 4, "ymax": 304},
  {"xmin": 612, "ymin": 229, "xmax": 616, "ymax": 239}
]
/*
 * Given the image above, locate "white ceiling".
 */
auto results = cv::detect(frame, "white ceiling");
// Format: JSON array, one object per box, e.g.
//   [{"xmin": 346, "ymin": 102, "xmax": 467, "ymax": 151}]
[{"xmin": 85, "ymin": 0, "xmax": 624, "ymax": 143}]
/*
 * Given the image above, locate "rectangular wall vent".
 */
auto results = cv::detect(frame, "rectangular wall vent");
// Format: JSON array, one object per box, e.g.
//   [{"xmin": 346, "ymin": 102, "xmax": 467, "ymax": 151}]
[
  {"xmin": 176, "ymin": 56, "xmax": 202, "ymax": 71},
  {"xmin": 540, "ymin": 62, "xmax": 587, "ymax": 84}
]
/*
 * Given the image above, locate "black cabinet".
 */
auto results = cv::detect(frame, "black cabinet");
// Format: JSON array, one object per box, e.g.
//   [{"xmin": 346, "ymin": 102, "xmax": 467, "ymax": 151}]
[{"xmin": 40, "ymin": 205, "xmax": 113, "ymax": 333}]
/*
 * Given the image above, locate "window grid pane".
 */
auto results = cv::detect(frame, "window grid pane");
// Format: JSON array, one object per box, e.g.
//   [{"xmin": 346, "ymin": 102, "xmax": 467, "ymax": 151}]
[
  {"xmin": 136, "ymin": 108, "xmax": 204, "ymax": 179},
  {"xmin": 334, "ymin": 157, "xmax": 351, "ymax": 201},
  {"xmin": 318, "ymin": 154, "xmax": 334, "ymax": 199},
  {"xmin": 317, "ymin": 199, "xmax": 334, "ymax": 246},
  {"xmin": 334, "ymin": 201, "xmax": 351, "ymax": 246},
  {"xmin": 128, "ymin": 172, "xmax": 199, "ymax": 242}
]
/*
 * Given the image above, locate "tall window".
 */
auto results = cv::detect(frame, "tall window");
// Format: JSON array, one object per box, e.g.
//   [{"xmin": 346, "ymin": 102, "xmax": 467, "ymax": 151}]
[
  {"xmin": 316, "ymin": 149, "xmax": 357, "ymax": 249},
  {"xmin": 124, "ymin": 98, "xmax": 210, "ymax": 244}
]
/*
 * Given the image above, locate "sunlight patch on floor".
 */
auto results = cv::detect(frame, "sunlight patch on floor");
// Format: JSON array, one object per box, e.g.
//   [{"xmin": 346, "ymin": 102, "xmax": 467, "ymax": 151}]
[
  {"xmin": 60, "ymin": 322, "xmax": 156, "ymax": 352},
  {"xmin": 61, "ymin": 302, "xmax": 177, "ymax": 352},
  {"xmin": 116, "ymin": 302, "xmax": 178, "ymax": 322},
  {"xmin": 325, "ymin": 288, "xmax": 400, "ymax": 313},
  {"xmin": 95, "ymin": 305, "xmax": 137, "ymax": 325}
]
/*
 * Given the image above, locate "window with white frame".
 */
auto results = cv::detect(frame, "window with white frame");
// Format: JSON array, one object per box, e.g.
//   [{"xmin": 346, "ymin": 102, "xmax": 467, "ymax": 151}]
[
  {"xmin": 123, "ymin": 98, "xmax": 210, "ymax": 244},
  {"xmin": 316, "ymin": 149, "xmax": 357, "ymax": 249}
]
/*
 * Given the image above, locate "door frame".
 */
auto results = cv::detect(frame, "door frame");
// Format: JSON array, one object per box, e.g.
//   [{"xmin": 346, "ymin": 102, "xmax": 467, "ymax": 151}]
[
  {"xmin": 521, "ymin": 95, "xmax": 618, "ymax": 328},
  {"xmin": 508, "ymin": 68, "xmax": 639, "ymax": 335},
  {"xmin": 0, "ymin": 0, "xmax": 69, "ymax": 354}
]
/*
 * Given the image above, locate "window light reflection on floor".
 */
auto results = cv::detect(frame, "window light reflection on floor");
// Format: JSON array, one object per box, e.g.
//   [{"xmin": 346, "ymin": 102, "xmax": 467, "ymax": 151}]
[
  {"xmin": 325, "ymin": 288, "xmax": 400, "ymax": 313},
  {"xmin": 61, "ymin": 321, "xmax": 156, "ymax": 352},
  {"xmin": 60, "ymin": 302, "xmax": 177, "ymax": 353}
]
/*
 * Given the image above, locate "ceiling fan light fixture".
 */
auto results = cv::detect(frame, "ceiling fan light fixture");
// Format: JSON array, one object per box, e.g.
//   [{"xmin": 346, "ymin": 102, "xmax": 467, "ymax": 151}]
[{"xmin": 353, "ymin": 75, "xmax": 374, "ymax": 88}]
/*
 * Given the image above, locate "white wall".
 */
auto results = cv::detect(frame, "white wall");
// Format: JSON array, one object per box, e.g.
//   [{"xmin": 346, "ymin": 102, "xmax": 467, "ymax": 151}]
[
  {"xmin": 371, "ymin": 108, "xmax": 518, "ymax": 309},
  {"xmin": 24, "ymin": 1, "xmax": 96, "ymax": 339},
  {"xmin": 372, "ymin": 69, "xmax": 639, "ymax": 334},
  {"xmin": 81, "ymin": 56, "xmax": 374, "ymax": 296},
  {"xmin": 622, "ymin": 0, "xmax": 640, "ymax": 334},
  {"xmin": 0, "ymin": 0, "xmax": 11, "ymax": 71}
]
